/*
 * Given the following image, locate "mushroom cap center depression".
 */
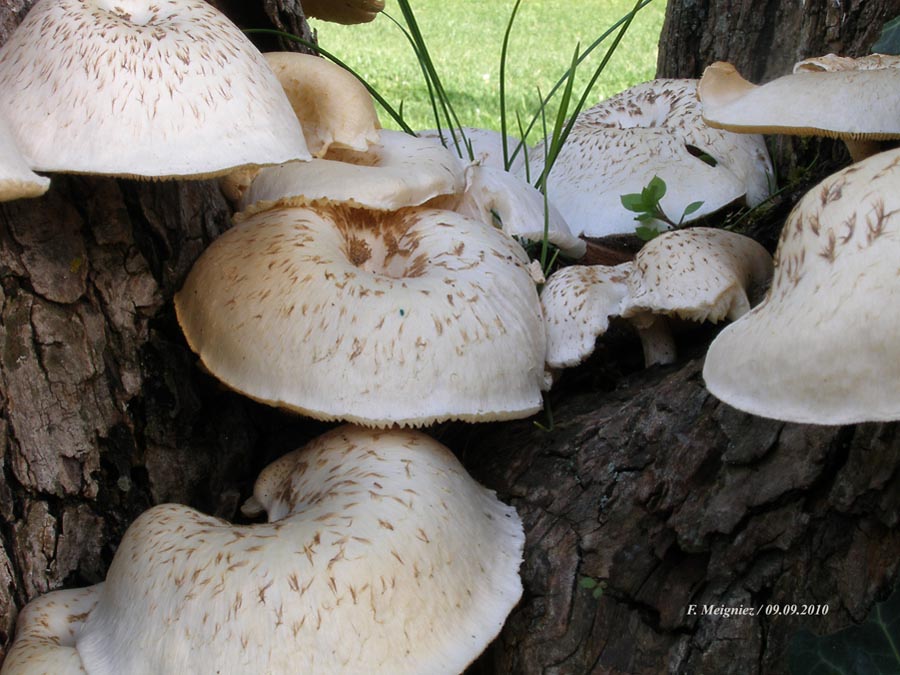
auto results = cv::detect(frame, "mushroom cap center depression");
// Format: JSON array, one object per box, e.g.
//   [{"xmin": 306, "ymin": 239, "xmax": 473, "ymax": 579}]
[
  {"xmin": 92, "ymin": 0, "xmax": 177, "ymax": 26},
  {"xmin": 338, "ymin": 209, "xmax": 428, "ymax": 279}
]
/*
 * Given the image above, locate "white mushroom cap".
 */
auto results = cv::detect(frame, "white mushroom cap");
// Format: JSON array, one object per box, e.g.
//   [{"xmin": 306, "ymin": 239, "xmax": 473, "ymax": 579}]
[
  {"xmin": 0, "ymin": 115, "xmax": 48, "ymax": 201},
  {"xmin": 72, "ymin": 425, "xmax": 524, "ymax": 674},
  {"xmin": 540, "ymin": 227, "xmax": 772, "ymax": 370},
  {"xmin": 265, "ymin": 52, "xmax": 381, "ymax": 158},
  {"xmin": 303, "ymin": 0, "xmax": 384, "ymax": 24},
  {"xmin": 237, "ymin": 129, "xmax": 466, "ymax": 218},
  {"xmin": 417, "ymin": 127, "xmax": 521, "ymax": 170},
  {"xmin": 453, "ymin": 164, "xmax": 587, "ymax": 259},
  {"xmin": 703, "ymin": 148, "xmax": 900, "ymax": 424},
  {"xmin": 519, "ymin": 79, "xmax": 774, "ymax": 237},
  {"xmin": 623, "ymin": 227, "xmax": 773, "ymax": 324},
  {"xmin": 699, "ymin": 59, "xmax": 900, "ymax": 160},
  {"xmin": 175, "ymin": 204, "xmax": 548, "ymax": 427},
  {"xmin": 2, "ymin": 585, "xmax": 101, "ymax": 675},
  {"xmin": 0, "ymin": 0, "xmax": 310, "ymax": 179},
  {"xmin": 541, "ymin": 262, "xmax": 632, "ymax": 368}
]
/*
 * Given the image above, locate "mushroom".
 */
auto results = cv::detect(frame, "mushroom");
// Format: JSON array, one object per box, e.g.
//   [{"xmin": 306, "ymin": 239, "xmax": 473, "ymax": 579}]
[
  {"xmin": 698, "ymin": 56, "xmax": 900, "ymax": 162},
  {"xmin": 417, "ymin": 127, "xmax": 522, "ymax": 170},
  {"xmin": 10, "ymin": 426, "xmax": 524, "ymax": 674},
  {"xmin": 703, "ymin": 147, "xmax": 900, "ymax": 424},
  {"xmin": 542, "ymin": 227, "xmax": 773, "ymax": 369},
  {"xmin": 1, "ymin": 585, "xmax": 100, "ymax": 674},
  {"xmin": 265, "ymin": 52, "xmax": 381, "ymax": 158},
  {"xmin": 236, "ymin": 129, "xmax": 466, "ymax": 218},
  {"xmin": 302, "ymin": 0, "xmax": 384, "ymax": 24},
  {"xmin": 518, "ymin": 79, "xmax": 774, "ymax": 237},
  {"xmin": 0, "ymin": 0, "xmax": 310, "ymax": 179},
  {"xmin": 175, "ymin": 204, "xmax": 548, "ymax": 427},
  {"xmin": 0, "ymin": 115, "xmax": 48, "ymax": 201},
  {"xmin": 450, "ymin": 164, "xmax": 587, "ymax": 259}
]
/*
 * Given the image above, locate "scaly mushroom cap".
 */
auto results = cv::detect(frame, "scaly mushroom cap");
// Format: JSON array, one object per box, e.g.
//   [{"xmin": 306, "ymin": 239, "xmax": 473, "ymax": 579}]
[
  {"xmin": 703, "ymin": 148, "xmax": 900, "ymax": 425},
  {"xmin": 237, "ymin": 129, "xmax": 466, "ymax": 218},
  {"xmin": 302, "ymin": 0, "xmax": 384, "ymax": 24},
  {"xmin": 71, "ymin": 426, "xmax": 524, "ymax": 674},
  {"xmin": 453, "ymin": 164, "xmax": 587, "ymax": 259},
  {"xmin": 265, "ymin": 52, "xmax": 381, "ymax": 158},
  {"xmin": 520, "ymin": 79, "xmax": 774, "ymax": 237},
  {"xmin": 541, "ymin": 263, "xmax": 632, "ymax": 368},
  {"xmin": 0, "ymin": 115, "xmax": 49, "ymax": 201},
  {"xmin": 0, "ymin": 0, "xmax": 310, "ymax": 179},
  {"xmin": 175, "ymin": 204, "xmax": 548, "ymax": 426},
  {"xmin": 623, "ymin": 227, "xmax": 773, "ymax": 324},
  {"xmin": 2, "ymin": 585, "xmax": 101, "ymax": 675},
  {"xmin": 699, "ymin": 59, "xmax": 900, "ymax": 142}
]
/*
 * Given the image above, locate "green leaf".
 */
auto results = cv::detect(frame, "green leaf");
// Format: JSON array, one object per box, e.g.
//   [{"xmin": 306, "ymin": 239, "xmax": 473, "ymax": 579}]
[
  {"xmin": 593, "ymin": 587, "xmax": 604, "ymax": 599},
  {"xmin": 634, "ymin": 212, "xmax": 656, "ymax": 222},
  {"xmin": 643, "ymin": 175, "xmax": 667, "ymax": 203},
  {"xmin": 635, "ymin": 225, "xmax": 661, "ymax": 241},
  {"xmin": 788, "ymin": 588, "xmax": 900, "ymax": 675},
  {"xmin": 620, "ymin": 193, "xmax": 648, "ymax": 212},
  {"xmin": 579, "ymin": 576, "xmax": 598, "ymax": 590},
  {"xmin": 683, "ymin": 201, "xmax": 704, "ymax": 216}
]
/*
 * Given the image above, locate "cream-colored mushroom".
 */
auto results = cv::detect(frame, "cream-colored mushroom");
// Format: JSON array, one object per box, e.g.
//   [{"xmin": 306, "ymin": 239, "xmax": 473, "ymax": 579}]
[
  {"xmin": 23, "ymin": 426, "xmax": 522, "ymax": 674},
  {"xmin": 703, "ymin": 147, "xmax": 900, "ymax": 424},
  {"xmin": 699, "ymin": 56, "xmax": 900, "ymax": 162},
  {"xmin": 175, "ymin": 204, "xmax": 548, "ymax": 427},
  {"xmin": 237, "ymin": 129, "xmax": 466, "ymax": 218},
  {"xmin": 0, "ymin": 0, "xmax": 309, "ymax": 179},
  {"xmin": 0, "ymin": 115, "xmax": 48, "ymax": 201},
  {"xmin": 519, "ymin": 79, "xmax": 774, "ymax": 237},
  {"xmin": 542, "ymin": 227, "xmax": 772, "ymax": 369}
]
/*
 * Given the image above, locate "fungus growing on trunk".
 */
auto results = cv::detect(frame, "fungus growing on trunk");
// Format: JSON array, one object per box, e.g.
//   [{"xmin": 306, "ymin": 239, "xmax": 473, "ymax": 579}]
[
  {"xmin": 175, "ymin": 204, "xmax": 548, "ymax": 427},
  {"xmin": 518, "ymin": 79, "xmax": 774, "ymax": 237},
  {"xmin": 4, "ymin": 426, "xmax": 525, "ymax": 675},
  {"xmin": 0, "ymin": 0, "xmax": 310, "ymax": 179},
  {"xmin": 703, "ymin": 147, "xmax": 900, "ymax": 424}
]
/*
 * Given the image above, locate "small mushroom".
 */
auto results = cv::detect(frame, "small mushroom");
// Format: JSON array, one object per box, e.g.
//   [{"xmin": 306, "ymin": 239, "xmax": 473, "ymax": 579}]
[
  {"xmin": 237, "ymin": 129, "xmax": 466, "ymax": 218},
  {"xmin": 518, "ymin": 79, "xmax": 774, "ymax": 237},
  {"xmin": 175, "ymin": 204, "xmax": 548, "ymax": 427},
  {"xmin": 302, "ymin": 0, "xmax": 384, "ymax": 24},
  {"xmin": 703, "ymin": 147, "xmax": 900, "ymax": 424},
  {"xmin": 698, "ymin": 56, "xmax": 900, "ymax": 162},
  {"xmin": 14, "ymin": 426, "xmax": 524, "ymax": 674},
  {"xmin": 0, "ymin": 0, "xmax": 310, "ymax": 179},
  {"xmin": 265, "ymin": 52, "xmax": 381, "ymax": 158},
  {"xmin": 542, "ymin": 227, "xmax": 772, "ymax": 369}
]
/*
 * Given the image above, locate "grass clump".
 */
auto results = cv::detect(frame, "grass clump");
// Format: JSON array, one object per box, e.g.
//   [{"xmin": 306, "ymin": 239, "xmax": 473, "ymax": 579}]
[{"xmin": 308, "ymin": 0, "xmax": 666, "ymax": 134}]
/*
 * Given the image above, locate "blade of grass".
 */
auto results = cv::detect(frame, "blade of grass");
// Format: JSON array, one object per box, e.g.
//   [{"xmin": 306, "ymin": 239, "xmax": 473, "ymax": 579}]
[{"xmin": 499, "ymin": 0, "xmax": 525, "ymax": 169}]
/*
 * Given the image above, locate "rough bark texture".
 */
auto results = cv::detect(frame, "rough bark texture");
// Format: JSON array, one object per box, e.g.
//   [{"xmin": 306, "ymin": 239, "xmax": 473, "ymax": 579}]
[{"xmin": 461, "ymin": 354, "xmax": 899, "ymax": 674}]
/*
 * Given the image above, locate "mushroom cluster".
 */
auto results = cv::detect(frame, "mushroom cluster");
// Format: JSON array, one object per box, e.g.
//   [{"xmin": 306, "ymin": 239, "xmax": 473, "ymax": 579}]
[{"xmin": 4, "ymin": 426, "xmax": 525, "ymax": 674}]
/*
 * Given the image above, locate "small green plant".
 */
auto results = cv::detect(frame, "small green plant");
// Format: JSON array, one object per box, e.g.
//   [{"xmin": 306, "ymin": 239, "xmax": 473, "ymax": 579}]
[
  {"xmin": 620, "ymin": 175, "xmax": 703, "ymax": 241},
  {"xmin": 579, "ymin": 576, "xmax": 606, "ymax": 600}
]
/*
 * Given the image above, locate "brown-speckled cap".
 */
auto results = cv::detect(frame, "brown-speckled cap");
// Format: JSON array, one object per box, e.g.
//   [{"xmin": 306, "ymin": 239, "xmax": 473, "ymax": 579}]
[{"xmin": 0, "ymin": 0, "xmax": 310, "ymax": 179}]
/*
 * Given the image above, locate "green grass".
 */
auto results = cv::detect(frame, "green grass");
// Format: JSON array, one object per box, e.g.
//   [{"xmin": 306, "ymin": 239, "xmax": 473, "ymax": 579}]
[{"xmin": 309, "ymin": 0, "xmax": 666, "ymax": 139}]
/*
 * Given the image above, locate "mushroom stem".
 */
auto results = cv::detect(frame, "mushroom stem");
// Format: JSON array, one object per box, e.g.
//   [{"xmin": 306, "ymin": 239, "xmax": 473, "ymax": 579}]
[
  {"xmin": 844, "ymin": 138, "xmax": 883, "ymax": 163},
  {"xmin": 631, "ymin": 313, "xmax": 677, "ymax": 367}
]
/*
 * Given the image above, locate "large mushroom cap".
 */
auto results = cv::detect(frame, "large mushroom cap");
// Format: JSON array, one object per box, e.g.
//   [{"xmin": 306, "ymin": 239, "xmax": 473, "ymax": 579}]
[
  {"xmin": 237, "ymin": 129, "xmax": 466, "ymax": 217},
  {"xmin": 0, "ymin": 0, "xmax": 310, "ymax": 179},
  {"xmin": 698, "ymin": 58, "xmax": 900, "ymax": 158},
  {"xmin": 265, "ymin": 52, "xmax": 381, "ymax": 158},
  {"xmin": 72, "ymin": 426, "xmax": 524, "ymax": 674},
  {"xmin": 417, "ymin": 127, "xmax": 521, "ymax": 170},
  {"xmin": 2, "ymin": 585, "xmax": 101, "ymax": 675},
  {"xmin": 520, "ymin": 79, "xmax": 773, "ymax": 237},
  {"xmin": 0, "ymin": 115, "xmax": 49, "ymax": 201},
  {"xmin": 175, "ymin": 204, "xmax": 548, "ymax": 427},
  {"xmin": 703, "ymin": 147, "xmax": 900, "ymax": 424}
]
